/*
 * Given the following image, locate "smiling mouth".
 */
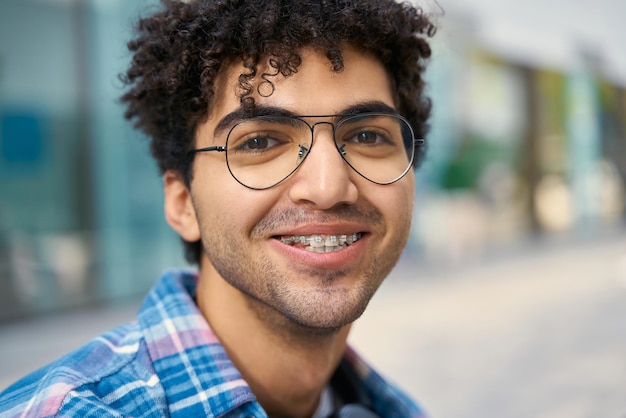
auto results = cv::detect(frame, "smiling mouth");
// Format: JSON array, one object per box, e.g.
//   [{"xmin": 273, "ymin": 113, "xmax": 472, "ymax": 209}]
[{"xmin": 278, "ymin": 233, "xmax": 363, "ymax": 253}]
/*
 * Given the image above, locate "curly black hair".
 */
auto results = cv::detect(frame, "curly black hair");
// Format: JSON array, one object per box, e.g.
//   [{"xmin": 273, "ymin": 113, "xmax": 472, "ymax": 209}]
[{"xmin": 121, "ymin": 0, "xmax": 435, "ymax": 265}]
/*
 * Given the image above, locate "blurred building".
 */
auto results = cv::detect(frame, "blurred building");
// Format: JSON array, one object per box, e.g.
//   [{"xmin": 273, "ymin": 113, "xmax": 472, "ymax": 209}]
[
  {"xmin": 0, "ymin": 0, "xmax": 624, "ymax": 320},
  {"xmin": 413, "ymin": 0, "xmax": 626, "ymax": 263},
  {"xmin": 0, "ymin": 0, "xmax": 184, "ymax": 319}
]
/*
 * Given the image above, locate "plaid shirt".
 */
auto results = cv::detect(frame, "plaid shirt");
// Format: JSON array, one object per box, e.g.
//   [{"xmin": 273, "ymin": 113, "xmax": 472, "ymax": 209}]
[{"xmin": 0, "ymin": 270, "xmax": 425, "ymax": 418}]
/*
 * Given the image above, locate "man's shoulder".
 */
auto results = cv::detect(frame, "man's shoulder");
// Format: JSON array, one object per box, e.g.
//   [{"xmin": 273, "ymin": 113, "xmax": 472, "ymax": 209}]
[{"xmin": 0, "ymin": 321, "xmax": 166, "ymax": 418}]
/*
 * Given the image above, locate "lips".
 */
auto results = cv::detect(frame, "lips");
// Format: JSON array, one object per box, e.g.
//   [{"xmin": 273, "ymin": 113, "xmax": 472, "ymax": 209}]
[{"xmin": 277, "ymin": 233, "xmax": 363, "ymax": 253}]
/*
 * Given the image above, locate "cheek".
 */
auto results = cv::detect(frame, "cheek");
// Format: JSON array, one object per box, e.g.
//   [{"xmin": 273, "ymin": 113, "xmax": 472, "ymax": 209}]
[
  {"xmin": 401, "ymin": 176, "xmax": 416, "ymax": 213},
  {"xmin": 375, "ymin": 181, "xmax": 415, "ymax": 224},
  {"xmin": 194, "ymin": 182, "xmax": 283, "ymax": 238}
]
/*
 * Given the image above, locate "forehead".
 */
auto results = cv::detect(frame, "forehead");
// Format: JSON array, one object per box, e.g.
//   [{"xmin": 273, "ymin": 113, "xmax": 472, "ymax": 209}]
[{"xmin": 211, "ymin": 47, "xmax": 395, "ymax": 119}]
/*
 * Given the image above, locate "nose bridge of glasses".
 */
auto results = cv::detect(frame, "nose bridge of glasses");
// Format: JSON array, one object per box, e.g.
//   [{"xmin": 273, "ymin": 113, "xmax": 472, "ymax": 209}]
[
  {"xmin": 295, "ymin": 120, "xmax": 355, "ymax": 186},
  {"xmin": 295, "ymin": 120, "xmax": 346, "ymax": 166},
  {"xmin": 307, "ymin": 120, "xmax": 342, "ymax": 153}
]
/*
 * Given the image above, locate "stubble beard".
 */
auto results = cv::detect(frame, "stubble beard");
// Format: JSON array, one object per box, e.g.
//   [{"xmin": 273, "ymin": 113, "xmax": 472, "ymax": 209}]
[{"xmin": 200, "ymin": 205, "xmax": 411, "ymax": 337}]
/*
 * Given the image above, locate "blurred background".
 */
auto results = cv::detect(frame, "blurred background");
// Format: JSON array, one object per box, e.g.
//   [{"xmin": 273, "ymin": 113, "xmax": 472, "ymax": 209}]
[
  {"xmin": 0, "ymin": 0, "xmax": 184, "ymax": 318},
  {"xmin": 1, "ymin": 0, "xmax": 625, "ymax": 417}
]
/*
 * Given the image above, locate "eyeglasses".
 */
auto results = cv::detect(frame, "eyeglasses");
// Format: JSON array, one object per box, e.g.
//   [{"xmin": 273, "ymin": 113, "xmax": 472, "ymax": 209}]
[{"xmin": 190, "ymin": 112, "xmax": 422, "ymax": 190}]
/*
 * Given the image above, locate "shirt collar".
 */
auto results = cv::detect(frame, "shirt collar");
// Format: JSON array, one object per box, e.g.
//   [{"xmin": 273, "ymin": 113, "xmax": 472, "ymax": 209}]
[{"xmin": 137, "ymin": 269, "xmax": 260, "ymax": 418}]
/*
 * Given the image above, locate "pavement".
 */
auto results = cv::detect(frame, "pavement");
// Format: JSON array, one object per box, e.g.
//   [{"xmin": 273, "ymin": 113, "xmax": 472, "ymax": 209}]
[{"xmin": 1, "ymin": 230, "xmax": 626, "ymax": 418}]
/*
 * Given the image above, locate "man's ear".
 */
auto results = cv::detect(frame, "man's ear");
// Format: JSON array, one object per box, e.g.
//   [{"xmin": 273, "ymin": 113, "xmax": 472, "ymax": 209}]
[{"xmin": 163, "ymin": 170, "xmax": 201, "ymax": 242}]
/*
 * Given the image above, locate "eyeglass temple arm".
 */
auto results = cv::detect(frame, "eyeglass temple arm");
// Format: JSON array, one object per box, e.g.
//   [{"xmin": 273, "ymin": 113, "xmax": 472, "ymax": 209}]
[{"xmin": 190, "ymin": 146, "xmax": 227, "ymax": 154}]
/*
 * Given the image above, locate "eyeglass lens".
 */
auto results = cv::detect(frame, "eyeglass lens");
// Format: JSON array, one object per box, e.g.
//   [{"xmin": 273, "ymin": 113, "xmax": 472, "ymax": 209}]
[{"xmin": 224, "ymin": 114, "xmax": 415, "ymax": 189}]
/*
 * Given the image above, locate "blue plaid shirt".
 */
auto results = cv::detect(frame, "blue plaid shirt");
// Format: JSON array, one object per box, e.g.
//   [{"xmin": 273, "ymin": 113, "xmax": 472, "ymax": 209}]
[{"xmin": 0, "ymin": 270, "xmax": 425, "ymax": 417}]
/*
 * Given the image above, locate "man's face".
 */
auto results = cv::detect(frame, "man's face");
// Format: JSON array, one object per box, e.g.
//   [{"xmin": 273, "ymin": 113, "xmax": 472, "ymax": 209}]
[{"xmin": 189, "ymin": 47, "xmax": 415, "ymax": 331}]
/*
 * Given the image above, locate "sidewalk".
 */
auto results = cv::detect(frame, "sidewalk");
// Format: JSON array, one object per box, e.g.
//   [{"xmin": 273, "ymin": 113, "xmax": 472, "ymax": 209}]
[
  {"xmin": 350, "ymin": 230, "xmax": 626, "ymax": 418},
  {"xmin": 1, "ymin": 231, "xmax": 626, "ymax": 418}
]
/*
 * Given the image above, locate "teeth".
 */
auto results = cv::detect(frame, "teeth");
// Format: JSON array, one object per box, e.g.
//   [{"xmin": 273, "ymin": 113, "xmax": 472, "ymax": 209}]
[
  {"xmin": 310, "ymin": 235, "xmax": 325, "ymax": 248},
  {"xmin": 280, "ymin": 233, "xmax": 362, "ymax": 251}
]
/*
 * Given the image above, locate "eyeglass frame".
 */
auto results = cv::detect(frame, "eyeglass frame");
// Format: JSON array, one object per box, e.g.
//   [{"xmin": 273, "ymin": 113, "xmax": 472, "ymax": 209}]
[{"xmin": 189, "ymin": 112, "xmax": 424, "ymax": 190}]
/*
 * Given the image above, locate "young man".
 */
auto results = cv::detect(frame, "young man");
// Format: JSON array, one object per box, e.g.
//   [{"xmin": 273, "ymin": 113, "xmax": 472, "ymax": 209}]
[{"xmin": 0, "ymin": 0, "xmax": 434, "ymax": 416}]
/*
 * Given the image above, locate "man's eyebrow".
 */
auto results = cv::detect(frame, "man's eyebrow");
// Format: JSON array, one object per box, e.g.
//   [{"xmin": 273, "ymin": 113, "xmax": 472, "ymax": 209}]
[
  {"xmin": 212, "ymin": 101, "xmax": 399, "ymax": 137},
  {"xmin": 213, "ymin": 106, "xmax": 299, "ymax": 138},
  {"xmin": 336, "ymin": 101, "xmax": 398, "ymax": 117}
]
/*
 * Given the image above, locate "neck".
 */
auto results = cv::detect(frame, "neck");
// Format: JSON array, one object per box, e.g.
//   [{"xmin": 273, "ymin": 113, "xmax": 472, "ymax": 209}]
[{"xmin": 197, "ymin": 266, "xmax": 351, "ymax": 418}]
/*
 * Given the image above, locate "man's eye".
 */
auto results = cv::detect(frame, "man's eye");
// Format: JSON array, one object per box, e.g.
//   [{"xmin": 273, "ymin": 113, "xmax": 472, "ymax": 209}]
[
  {"xmin": 356, "ymin": 131, "xmax": 380, "ymax": 144},
  {"xmin": 349, "ymin": 130, "xmax": 391, "ymax": 145},
  {"xmin": 240, "ymin": 135, "xmax": 278, "ymax": 151}
]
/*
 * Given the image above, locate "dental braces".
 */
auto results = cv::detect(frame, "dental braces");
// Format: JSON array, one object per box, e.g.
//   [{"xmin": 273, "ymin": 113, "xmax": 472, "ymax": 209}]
[{"xmin": 280, "ymin": 233, "xmax": 362, "ymax": 247}]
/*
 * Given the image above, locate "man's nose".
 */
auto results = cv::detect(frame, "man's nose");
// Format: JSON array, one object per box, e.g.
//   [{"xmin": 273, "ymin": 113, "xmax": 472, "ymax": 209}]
[{"xmin": 287, "ymin": 125, "xmax": 358, "ymax": 210}]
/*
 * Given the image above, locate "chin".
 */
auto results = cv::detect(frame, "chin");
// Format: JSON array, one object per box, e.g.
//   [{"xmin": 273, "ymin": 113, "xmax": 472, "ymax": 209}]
[{"xmin": 278, "ymin": 290, "xmax": 371, "ymax": 334}]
